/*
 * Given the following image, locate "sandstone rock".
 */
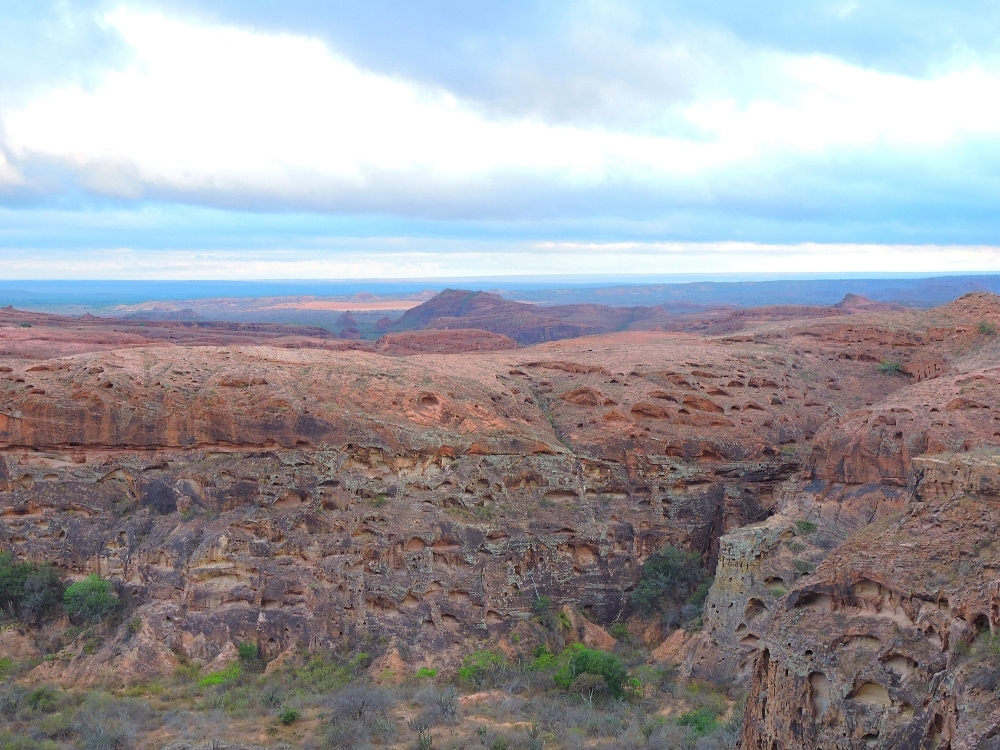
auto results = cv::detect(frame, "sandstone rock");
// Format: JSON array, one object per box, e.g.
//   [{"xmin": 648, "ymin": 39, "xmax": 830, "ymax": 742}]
[
  {"xmin": 582, "ymin": 620, "xmax": 617, "ymax": 651},
  {"xmin": 740, "ymin": 453, "xmax": 1000, "ymax": 750},
  {"xmin": 204, "ymin": 642, "xmax": 240, "ymax": 674},
  {"xmin": 263, "ymin": 644, "xmax": 298, "ymax": 676},
  {"xmin": 1, "ymin": 291, "xmax": 998, "ymax": 709},
  {"xmin": 0, "ymin": 628, "xmax": 40, "ymax": 659},
  {"xmin": 650, "ymin": 628, "xmax": 691, "ymax": 665},
  {"xmin": 369, "ymin": 646, "xmax": 408, "ymax": 684}
]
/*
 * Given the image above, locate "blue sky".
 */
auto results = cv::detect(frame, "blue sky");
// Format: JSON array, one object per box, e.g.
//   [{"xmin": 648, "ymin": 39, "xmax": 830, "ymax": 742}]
[{"xmin": 2, "ymin": 0, "xmax": 1000, "ymax": 279}]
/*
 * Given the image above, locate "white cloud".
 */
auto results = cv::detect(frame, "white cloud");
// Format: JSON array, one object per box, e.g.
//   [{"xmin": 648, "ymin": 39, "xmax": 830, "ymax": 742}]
[
  {"xmin": 3, "ymin": 9, "xmax": 1000, "ymax": 210},
  {"xmin": 0, "ymin": 151, "xmax": 24, "ymax": 188},
  {"xmin": 1, "ymin": 241, "xmax": 999, "ymax": 280}
]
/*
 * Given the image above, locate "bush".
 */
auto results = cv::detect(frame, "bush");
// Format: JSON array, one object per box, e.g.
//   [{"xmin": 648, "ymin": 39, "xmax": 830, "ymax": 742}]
[
  {"xmin": 26, "ymin": 686, "xmax": 59, "ymax": 713},
  {"xmin": 631, "ymin": 544, "xmax": 709, "ymax": 625},
  {"xmin": 328, "ymin": 683, "xmax": 393, "ymax": 723},
  {"xmin": 72, "ymin": 692, "xmax": 150, "ymax": 750},
  {"xmin": 876, "ymin": 359, "xmax": 902, "ymax": 375},
  {"xmin": 415, "ymin": 667, "xmax": 438, "ymax": 679},
  {"xmin": 0, "ymin": 554, "xmax": 63, "ymax": 623},
  {"xmin": 457, "ymin": 650, "xmax": 507, "ymax": 687},
  {"xmin": 530, "ymin": 646, "xmax": 558, "ymax": 671},
  {"xmin": 794, "ymin": 520, "xmax": 817, "ymax": 535},
  {"xmin": 687, "ymin": 579, "xmax": 713, "ymax": 609},
  {"xmin": 0, "ymin": 553, "xmax": 32, "ymax": 615},
  {"xmin": 979, "ymin": 320, "xmax": 997, "ymax": 336},
  {"xmin": 552, "ymin": 644, "xmax": 628, "ymax": 699},
  {"xmin": 63, "ymin": 575, "xmax": 119, "ymax": 624},
  {"xmin": 676, "ymin": 706, "xmax": 719, "ymax": 735},
  {"xmin": 278, "ymin": 707, "xmax": 299, "ymax": 724},
  {"xmin": 323, "ymin": 684, "xmax": 395, "ymax": 747},
  {"xmin": 237, "ymin": 642, "xmax": 258, "ymax": 661},
  {"xmin": 197, "ymin": 663, "xmax": 240, "ymax": 687},
  {"xmin": 532, "ymin": 595, "xmax": 552, "ymax": 614}
]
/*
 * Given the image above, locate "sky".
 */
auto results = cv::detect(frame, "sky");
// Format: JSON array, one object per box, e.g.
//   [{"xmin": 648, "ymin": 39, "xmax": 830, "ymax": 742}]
[{"xmin": 2, "ymin": 0, "xmax": 1000, "ymax": 279}]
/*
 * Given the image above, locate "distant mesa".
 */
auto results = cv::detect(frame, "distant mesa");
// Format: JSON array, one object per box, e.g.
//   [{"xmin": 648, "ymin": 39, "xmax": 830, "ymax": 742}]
[
  {"xmin": 388, "ymin": 288, "xmax": 652, "ymax": 345},
  {"xmin": 833, "ymin": 293, "xmax": 907, "ymax": 312},
  {"xmin": 335, "ymin": 311, "xmax": 361, "ymax": 340}
]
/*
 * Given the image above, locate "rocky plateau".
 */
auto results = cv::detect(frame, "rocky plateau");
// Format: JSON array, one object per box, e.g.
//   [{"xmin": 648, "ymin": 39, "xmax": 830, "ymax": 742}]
[{"xmin": 2, "ymin": 291, "xmax": 1000, "ymax": 748}]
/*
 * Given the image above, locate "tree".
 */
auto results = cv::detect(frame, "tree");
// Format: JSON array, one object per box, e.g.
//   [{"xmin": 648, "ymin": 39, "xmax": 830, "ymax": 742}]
[
  {"xmin": 63, "ymin": 574, "xmax": 120, "ymax": 624},
  {"xmin": 553, "ymin": 644, "xmax": 628, "ymax": 699}
]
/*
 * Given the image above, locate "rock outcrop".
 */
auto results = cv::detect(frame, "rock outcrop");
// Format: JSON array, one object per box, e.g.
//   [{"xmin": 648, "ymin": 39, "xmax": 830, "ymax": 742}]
[{"xmin": 740, "ymin": 452, "xmax": 1000, "ymax": 750}]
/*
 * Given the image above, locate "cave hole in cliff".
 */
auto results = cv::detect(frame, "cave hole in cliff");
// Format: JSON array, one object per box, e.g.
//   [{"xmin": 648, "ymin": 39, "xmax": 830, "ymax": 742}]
[
  {"xmin": 809, "ymin": 672, "xmax": 831, "ymax": 719},
  {"xmin": 745, "ymin": 598, "xmax": 770, "ymax": 622},
  {"xmin": 850, "ymin": 682, "xmax": 891, "ymax": 708},
  {"xmin": 971, "ymin": 613, "xmax": 991, "ymax": 639},
  {"xmin": 882, "ymin": 654, "xmax": 918, "ymax": 681},
  {"xmin": 796, "ymin": 592, "xmax": 833, "ymax": 613}
]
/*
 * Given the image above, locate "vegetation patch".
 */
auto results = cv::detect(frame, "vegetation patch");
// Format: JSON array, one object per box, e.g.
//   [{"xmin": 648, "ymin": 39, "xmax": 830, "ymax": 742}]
[
  {"xmin": 63, "ymin": 574, "xmax": 119, "ymax": 624},
  {"xmin": 632, "ymin": 544, "xmax": 711, "ymax": 627}
]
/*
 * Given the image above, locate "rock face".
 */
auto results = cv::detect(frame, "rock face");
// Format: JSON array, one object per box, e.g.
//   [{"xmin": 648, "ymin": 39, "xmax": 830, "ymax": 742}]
[
  {"xmin": 0, "ymin": 327, "xmax": 840, "ymax": 685},
  {"xmin": 689, "ymin": 293, "xmax": 1000, "ymax": 690},
  {"xmin": 2, "ymin": 291, "xmax": 1000, "ymax": 701},
  {"xmin": 740, "ymin": 453, "xmax": 1000, "ymax": 750}
]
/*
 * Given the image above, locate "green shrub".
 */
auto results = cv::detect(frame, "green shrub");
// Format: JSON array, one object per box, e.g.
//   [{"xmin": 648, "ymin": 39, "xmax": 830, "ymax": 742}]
[
  {"xmin": 63, "ymin": 575, "xmax": 119, "ymax": 624},
  {"xmin": 197, "ymin": 662, "xmax": 240, "ymax": 687},
  {"xmin": 530, "ymin": 646, "xmax": 558, "ymax": 671},
  {"xmin": 676, "ymin": 706, "xmax": 719, "ymax": 735},
  {"xmin": 458, "ymin": 650, "xmax": 507, "ymax": 687},
  {"xmin": 0, "ymin": 553, "xmax": 32, "ymax": 615},
  {"xmin": 687, "ymin": 579, "xmax": 713, "ymax": 609},
  {"xmin": 632, "ymin": 544, "xmax": 709, "ymax": 625},
  {"xmin": 415, "ymin": 667, "xmax": 437, "ymax": 679},
  {"xmin": 237, "ymin": 642, "xmax": 258, "ymax": 661},
  {"xmin": 794, "ymin": 520, "xmax": 817, "ymax": 535},
  {"xmin": 552, "ymin": 644, "xmax": 628, "ymax": 699},
  {"xmin": 0, "ymin": 554, "xmax": 64, "ymax": 623},
  {"xmin": 609, "ymin": 622, "xmax": 629, "ymax": 641},
  {"xmin": 278, "ymin": 707, "xmax": 299, "ymax": 725},
  {"xmin": 979, "ymin": 320, "xmax": 997, "ymax": 336},
  {"xmin": 26, "ymin": 686, "xmax": 59, "ymax": 713},
  {"xmin": 876, "ymin": 359, "xmax": 902, "ymax": 375},
  {"xmin": 557, "ymin": 610, "xmax": 572, "ymax": 630},
  {"xmin": 532, "ymin": 595, "xmax": 552, "ymax": 614},
  {"xmin": 21, "ymin": 565, "xmax": 63, "ymax": 623}
]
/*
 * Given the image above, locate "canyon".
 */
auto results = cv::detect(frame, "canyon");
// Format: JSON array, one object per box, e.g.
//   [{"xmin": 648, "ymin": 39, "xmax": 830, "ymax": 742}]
[{"xmin": 1, "ymin": 291, "xmax": 999, "ymax": 748}]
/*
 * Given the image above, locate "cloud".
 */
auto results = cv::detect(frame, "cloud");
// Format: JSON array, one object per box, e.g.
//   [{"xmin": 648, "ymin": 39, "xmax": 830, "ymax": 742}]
[
  {"xmin": 0, "ymin": 151, "xmax": 24, "ymax": 188},
  {"xmin": 2, "ymin": 240, "xmax": 1000, "ymax": 280},
  {"xmin": 3, "ymin": 7, "xmax": 1000, "ymax": 225}
]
